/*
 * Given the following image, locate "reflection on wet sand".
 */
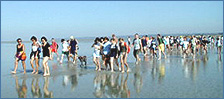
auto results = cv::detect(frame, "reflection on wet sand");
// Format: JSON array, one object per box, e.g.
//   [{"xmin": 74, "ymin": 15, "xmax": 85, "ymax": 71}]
[
  {"xmin": 8, "ymin": 47, "xmax": 222, "ymax": 98},
  {"xmin": 13, "ymin": 75, "xmax": 27, "ymax": 98},
  {"xmin": 182, "ymin": 58, "xmax": 199, "ymax": 81},
  {"xmin": 158, "ymin": 61, "xmax": 165, "ymax": 84},
  {"xmin": 134, "ymin": 66, "xmax": 143, "ymax": 94},
  {"xmin": 62, "ymin": 62, "xmax": 79, "ymax": 91},
  {"xmin": 12, "ymin": 75, "xmax": 53, "ymax": 98},
  {"xmin": 181, "ymin": 53, "xmax": 212, "ymax": 82},
  {"xmin": 217, "ymin": 54, "xmax": 223, "ymax": 73},
  {"xmin": 31, "ymin": 77, "xmax": 42, "ymax": 98},
  {"xmin": 93, "ymin": 72, "xmax": 130, "ymax": 98},
  {"xmin": 151, "ymin": 59, "xmax": 166, "ymax": 84},
  {"xmin": 43, "ymin": 77, "xmax": 53, "ymax": 98}
]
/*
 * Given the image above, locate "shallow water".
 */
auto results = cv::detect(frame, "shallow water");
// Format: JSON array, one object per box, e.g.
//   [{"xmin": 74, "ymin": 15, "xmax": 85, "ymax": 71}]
[{"xmin": 1, "ymin": 39, "xmax": 223, "ymax": 98}]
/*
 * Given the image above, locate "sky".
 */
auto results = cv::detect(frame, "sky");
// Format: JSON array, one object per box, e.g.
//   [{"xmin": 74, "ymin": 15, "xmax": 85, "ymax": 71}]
[{"xmin": 1, "ymin": 1, "xmax": 223, "ymax": 41}]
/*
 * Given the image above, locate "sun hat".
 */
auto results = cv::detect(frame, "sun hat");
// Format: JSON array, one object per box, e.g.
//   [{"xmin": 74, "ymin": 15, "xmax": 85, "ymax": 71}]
[{"xmin": 70, "ymin": 36, "xmax": 74, "ymax": 40}]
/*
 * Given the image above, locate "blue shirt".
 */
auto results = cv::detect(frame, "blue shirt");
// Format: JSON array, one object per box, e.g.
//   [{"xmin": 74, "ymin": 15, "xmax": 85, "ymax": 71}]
[
  {"xmin": 70, "ymin": 40, "xmax": 77, "ymax": 51},
  {"xmin": 103, "ymin": 41, "xmax": 111, "ymax": 55}
]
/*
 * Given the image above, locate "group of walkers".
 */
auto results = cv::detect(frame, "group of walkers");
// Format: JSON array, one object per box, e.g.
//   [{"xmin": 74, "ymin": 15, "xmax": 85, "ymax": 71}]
[
  {"xmin": 11, "ymin": 36, "xmax": 78, "ymax": 76},
  {"xmin": 137, "ymin": 34, "xmax": 223, "ymax": 59},
  {"xmin": 91, "ymin": 34, "xmax": 131, "ymax": 73},
  {"xmin": 92, "ymin": 33, "xmax": 223, "ymax": 73},
  {"xmin": 11, "ymin": 33, "xmax": 223, "ymax": 76}
]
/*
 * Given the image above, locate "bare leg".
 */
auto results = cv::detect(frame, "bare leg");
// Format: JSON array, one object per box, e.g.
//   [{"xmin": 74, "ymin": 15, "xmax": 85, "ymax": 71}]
[
  {"xmin": 56, "ymin": 52, "xmax": 60, "ymax": 61},
  {"xmin": 35, "ymin": 58, "xmax": 39, "ymax": 74},
  {"xmin": 73, "ymin": 56, "xmax": 76, "ymax": 64},
  {"xmin": 133, "ymin": 51, "xmax": 138, "ymax": 64},
  {"xmin": 162, "ymin": 51, "xmax": 166, "ymax": 59},
  {"xmin": 158, "ymin": 49, "xmax": 162, "ymax": 60},
  {"xmin": 124, "ymin": 53, "xmax": 129, "ymax": 72},
  {"xmin": 50, "ymin": 53, "xmax": 53, "ymax": 60},
  {"xmin": 45, "ymin": 59, "xmax": 50, "ymax": 75},
  {"xmin": 97, "ymin": 58, "xmax": 101, "ymax": 71},
  {"xmin": 43, "ymin": 57, "xmax": 49, "ymax": 76},
  {"xmin": 120, "ymin": 54, "xmax": 124, "ymax": 73},
  {"xmin": 60, "ymin": 54, "xmax": 64, "ymax": 64},
  {"xmin": 11, "ymin": 58, "xmax": 19, "ymax": 74},
  {"xmin": 110, "ymin": 57, "xmax": 114, "ymax": 72},
  {"xmin": 22, "ymin": 61, "xmax": 26, "ymax": 74},
  {"xmin": 115, "ymin": 58, "xmax": 120, "ymax": 71},
  {"xmin": 93, "ymin": 57, "xmax": 98, "ymax": 70},
  {"xmin": 67, "ymin": 54, "xmax": 70, "ymax": 62},
  {"xmin": 30, "ymin": 58, "xmax": 35, "ymax": 74}
]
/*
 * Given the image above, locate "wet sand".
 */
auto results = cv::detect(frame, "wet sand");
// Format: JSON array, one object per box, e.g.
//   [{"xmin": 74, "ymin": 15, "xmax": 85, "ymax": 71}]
[{"xmin": 1, "ymin": 39, "xmax": 223, "ymax": 98}]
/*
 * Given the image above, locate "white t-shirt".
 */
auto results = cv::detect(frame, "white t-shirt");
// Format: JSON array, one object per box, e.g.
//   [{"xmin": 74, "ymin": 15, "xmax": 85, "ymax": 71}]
[
  {"xmin": 165, "ymin": 38, "xmax": 169, "ymax": 44},
  {"xmin": 183, "ymin": 41, "xmax": 189, "ymax": 49},
  {"xmin": 147, "ymin": 39, "xmax": 152, "ymax": 47},
  {"xmin": 133, "ymin": 38, "xmax": 141, "ymax": 50},
  {"xmin": 62, "ymin": 41, "xmax": 69, "ymax": 52},
  {"xmin": 191, "ymin": 38, "xmax": 196, "ymax": 46},
  {"xmin": 93, "ymin": 43, "xmax": 100, "ymax": 55}
]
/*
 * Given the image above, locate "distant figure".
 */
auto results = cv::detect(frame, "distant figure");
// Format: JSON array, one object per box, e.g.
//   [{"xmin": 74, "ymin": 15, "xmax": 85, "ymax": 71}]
[
  {"xmin": 201, "ymin": 37, "xmax": 210, "ymax": 54},
  {"xmin": 127, "ymin": 36, "xmax": 131, "ymax": 45},
  {"xmin": 157, "ymin": 34, "xmax": 166, "ymax": 60},
  {"xmin": 11, "ymin": 38, "xmax": 27, "ymax": 74},
  {"xmin": 60, "ymin": 39, "xmax": 70, "ymax": 64},
  {"xmin": 149, "ymin": 37, "xmax": 157, "ymax": 58},
  {"xmin": 190, "ymin": 36, "xmax": 197, "ymax": 58},
  {"xmin": 30, "ymin": 36, "xmax": 40, "ymax": 74},
  {"xmin": 50, "ymin": 38, "xmax": 59, "ymax": 60},
  {"xmin": 132, "ymin": 33, "xmax": 142, "ymax": 64},
  {"xmin": 182, "ymin": 36, "xmax": 189, "ymax": 58},
  {"xmin": 119, "ymin": 38, "xmax": 130, "ymax": 73},
  {"xmin": 41, "ymin": 36, "xmax": 51, "ymax": 76},
  {"xmin": 165, "ymin": 36, "xmax": 170, "ymax": 50},
  {"xmin": 141, "ymin": 36, "xmax": 147, "ymax": 57},
  {"xmin": 216, "ymin": 37, "xmax": 222, "ymax": 54}
]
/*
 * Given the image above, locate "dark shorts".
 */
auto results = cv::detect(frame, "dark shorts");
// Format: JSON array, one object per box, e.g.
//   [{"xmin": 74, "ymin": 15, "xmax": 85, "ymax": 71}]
[
  {"xmin": 16, "ymin": 52, "xmax": 26, "ymax": 61},
  {"xmin": 110, "ymin": 52, "xmax": 116, "ymax": 58},
  {"xmin": 133, "ymin": 49, "xmax": 140, "ymax": 57},
  {"xmin": 70, "ymin": 50, "xmax": 77, "ymax": 55},
  {"xmin": 30, "ymin": 51, "xmax": 40, "ymax": 59},
  {"xmin": 62, "ymin": 51, "xmax": 69, "ymax": 56}
]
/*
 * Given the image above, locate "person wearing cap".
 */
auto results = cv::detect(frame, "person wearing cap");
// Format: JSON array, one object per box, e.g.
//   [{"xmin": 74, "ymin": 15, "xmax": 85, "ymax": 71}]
[{"xmin": 69, "ymin": 36, "xmax": 78, "ymax": 64}]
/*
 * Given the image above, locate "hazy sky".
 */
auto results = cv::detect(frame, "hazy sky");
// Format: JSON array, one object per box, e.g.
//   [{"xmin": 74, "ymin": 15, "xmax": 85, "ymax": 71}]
[{"xmin": 1, "ymin": 1, "xmax": 223, "ymax": 41}]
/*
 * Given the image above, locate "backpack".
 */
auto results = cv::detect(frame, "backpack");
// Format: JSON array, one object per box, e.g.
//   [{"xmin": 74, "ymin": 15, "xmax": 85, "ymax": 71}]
[{"xmin": 124, "ymin": 42, "xmax": 130, "ymax": 54}]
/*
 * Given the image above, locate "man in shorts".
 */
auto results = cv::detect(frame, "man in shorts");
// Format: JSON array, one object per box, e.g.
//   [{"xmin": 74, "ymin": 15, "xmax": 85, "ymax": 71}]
[
  {"xmin": 132, "ymin": 33, "xmax": 143, "ymax": 64},
  {"xmin": 69, "ymin": 36, "xmax": 78, "ymax": 64}
]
